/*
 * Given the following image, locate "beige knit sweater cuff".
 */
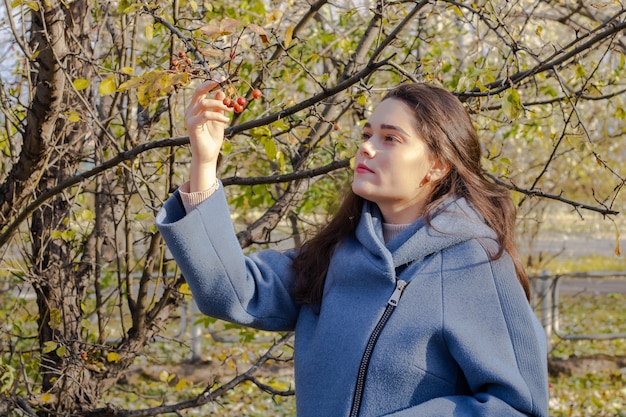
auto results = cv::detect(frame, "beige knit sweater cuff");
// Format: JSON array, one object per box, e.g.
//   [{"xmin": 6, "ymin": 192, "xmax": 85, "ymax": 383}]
[{"xmin": 179, "ymin": 180, "xmax": 219, "ymax": 214}]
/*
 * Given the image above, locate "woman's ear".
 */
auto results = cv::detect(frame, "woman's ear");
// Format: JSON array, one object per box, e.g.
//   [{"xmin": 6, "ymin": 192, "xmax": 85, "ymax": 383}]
[{"xmin": 428, "ymin": 159, "xmax": 450, "ymax": 182}]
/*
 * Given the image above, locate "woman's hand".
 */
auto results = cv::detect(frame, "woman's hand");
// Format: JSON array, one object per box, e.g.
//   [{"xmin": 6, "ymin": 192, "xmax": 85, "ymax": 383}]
[{"xmin": 185, "ymin": 80, "xmax": 232, "ymax": 192}]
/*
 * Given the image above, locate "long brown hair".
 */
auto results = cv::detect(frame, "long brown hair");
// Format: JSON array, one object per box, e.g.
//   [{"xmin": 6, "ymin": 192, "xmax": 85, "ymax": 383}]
[{"xmin": 291, "ymin": 83, "xmax": 529, "ymax": 306}]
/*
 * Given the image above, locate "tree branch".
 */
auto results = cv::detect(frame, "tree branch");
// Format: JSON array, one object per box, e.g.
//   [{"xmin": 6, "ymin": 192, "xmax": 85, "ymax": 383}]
[
  {"xmin": 455, "ymin": 8, "xmax": 626, "ymax": 97},
  {"xmin": 82, "ymin": 333, "xmax": 294, "ymax": 417},
  {"xmin": 490, "ymin": 174, "xmax": 620, "ymax": 216}
]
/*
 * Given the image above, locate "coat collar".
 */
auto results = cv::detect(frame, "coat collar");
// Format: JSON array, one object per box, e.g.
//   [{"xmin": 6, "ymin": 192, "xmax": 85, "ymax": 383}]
[{"xmin": 356, "ymin": 197, "xmax": 497, "ymax": 269}]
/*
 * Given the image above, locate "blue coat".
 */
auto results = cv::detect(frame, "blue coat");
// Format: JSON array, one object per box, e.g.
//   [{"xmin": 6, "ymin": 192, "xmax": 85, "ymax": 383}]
[{"xmin": 156, "ymin": 185, "xmax": 549, "ymax": 417}]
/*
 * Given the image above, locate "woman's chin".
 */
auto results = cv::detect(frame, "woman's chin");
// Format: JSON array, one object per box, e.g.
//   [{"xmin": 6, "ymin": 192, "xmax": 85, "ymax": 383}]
[{"xmin": 351, "ymin": 183, "xmax": 375, "ymax": 202}]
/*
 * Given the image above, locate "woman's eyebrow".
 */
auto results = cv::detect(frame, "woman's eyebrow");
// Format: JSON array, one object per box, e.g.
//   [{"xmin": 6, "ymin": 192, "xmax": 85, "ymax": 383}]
[{"xmin": 363, "ymin": 122, "xmax": 410, "ymax": 137}]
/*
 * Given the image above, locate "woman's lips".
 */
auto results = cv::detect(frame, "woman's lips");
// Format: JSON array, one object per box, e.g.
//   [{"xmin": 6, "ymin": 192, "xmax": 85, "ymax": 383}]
[{"xmin": 356, "ymin": 163, "xmax": 374, "ymax": 174}]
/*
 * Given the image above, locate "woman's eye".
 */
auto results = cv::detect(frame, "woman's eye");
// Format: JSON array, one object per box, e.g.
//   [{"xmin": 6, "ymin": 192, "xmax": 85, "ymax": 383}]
[
  {"xmin": 361, "ymin": 132, "xmax": 372, "ymax": 141},
  {"xmin": 384, "ymin": 135, "xmax": 399, "ymax": 142}
]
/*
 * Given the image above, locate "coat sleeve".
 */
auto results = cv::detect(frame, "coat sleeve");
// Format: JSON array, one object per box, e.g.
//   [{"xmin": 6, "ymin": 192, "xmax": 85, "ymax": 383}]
[
  {"xmin": 384, "ymin": 241, "xmax": 549, "ymax": 417},
  {"xmin": 155, "ymin": 185, "xmax": 300, "ymax": 331}
]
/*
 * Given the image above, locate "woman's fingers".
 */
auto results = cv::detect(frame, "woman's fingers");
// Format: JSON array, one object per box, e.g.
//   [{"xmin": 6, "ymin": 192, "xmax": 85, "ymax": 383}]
[
  {"xmin": 192, "ymin": 79, "xmax": 221, "ymax": 102},
  {"xmin": 185, "ymin": 96, "xmax": 231, "ymax": 122},
  {"xmin": 186, "ymin": 110, "xmax": 230, "ymax": 128}
]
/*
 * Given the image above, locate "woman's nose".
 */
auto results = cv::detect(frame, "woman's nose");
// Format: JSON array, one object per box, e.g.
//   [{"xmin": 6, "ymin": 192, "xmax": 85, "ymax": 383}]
[{"xmin": 359, "ymin": 140, "xmax": 375, "ymax": 157}]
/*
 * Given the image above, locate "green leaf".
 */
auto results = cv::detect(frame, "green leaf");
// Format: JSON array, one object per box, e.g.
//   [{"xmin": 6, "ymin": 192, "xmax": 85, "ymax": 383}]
[
  {"xmin": 0, "ymin": 362, "xmax": 16, "ymax": 394},
  {"xmin": 133, "ymin": 213, "xmax": 152, "ymax": 221},
  {"xmin": 56, "ymin": 345, "xmax": 67, "ymax": 358},
  {"xmin": 502, "ymin": 88, "xmax": 522, "ymax": 119},
  {"xmin": 263, "ymin": 138, "xmax": 277, "ymax": 160},
  {"xmin": 42, "ymin": 341, "xmax": 58, "ymax": 354}
]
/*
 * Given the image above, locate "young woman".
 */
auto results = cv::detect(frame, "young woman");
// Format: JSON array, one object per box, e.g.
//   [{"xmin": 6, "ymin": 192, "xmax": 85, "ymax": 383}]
[{"xmin": 157, "ymin": 81, "xmax": 549, "ymax": 417}]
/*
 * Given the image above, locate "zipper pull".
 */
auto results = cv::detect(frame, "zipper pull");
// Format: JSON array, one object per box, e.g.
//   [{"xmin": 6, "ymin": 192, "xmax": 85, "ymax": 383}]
[{"xmin": 387, "ymin": 279, "xmax": 407, "ymax": 306}]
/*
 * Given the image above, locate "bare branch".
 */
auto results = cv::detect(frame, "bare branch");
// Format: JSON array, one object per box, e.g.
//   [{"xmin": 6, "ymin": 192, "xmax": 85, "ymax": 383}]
[
  {"xmin": 82, "ymin": 333, "xmax": 294, "ymax": 417},
  {"xmin": 490, "ymin": 174, "xmax": 620, "ymax": 216}
]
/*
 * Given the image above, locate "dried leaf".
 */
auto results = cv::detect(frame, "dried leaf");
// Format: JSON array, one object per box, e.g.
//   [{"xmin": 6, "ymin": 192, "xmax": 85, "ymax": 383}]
[
  {"xmin": 198, "ymin": 47, "xmax": 227, "ymax": 58},
  {"xmin": 590, "ymin": 2, "xmax": 611, "ymax": 9},
  {"xmin": 200, "ymin": 17, "xmax": 243, "ymax": 38},
  {"xmin": 247, "ymin": 23, "xmax": 269, "ymax": 44},
  {"xmin": 221, "ymin": 17, "xmax": 243, "ymax": 32}
]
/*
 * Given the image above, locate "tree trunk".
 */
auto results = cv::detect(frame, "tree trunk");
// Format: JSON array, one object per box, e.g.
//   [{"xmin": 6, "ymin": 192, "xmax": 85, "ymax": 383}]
[{"xmin": 26, "ymin": 1, "xmax": 99, "ymax": 413}]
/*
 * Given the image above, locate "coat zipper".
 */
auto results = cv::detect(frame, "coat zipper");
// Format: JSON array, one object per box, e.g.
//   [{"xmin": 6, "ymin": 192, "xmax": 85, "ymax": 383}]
[{"xmin": 349, "ymin": 279, "xmax": 408, "ymax": 417}]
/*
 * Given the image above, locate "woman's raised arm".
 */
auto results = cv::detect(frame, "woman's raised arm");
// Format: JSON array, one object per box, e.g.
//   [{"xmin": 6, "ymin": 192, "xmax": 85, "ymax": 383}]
[{"xmin": 184, "ymin": 80, "xmax": 232, "ymax": 192}]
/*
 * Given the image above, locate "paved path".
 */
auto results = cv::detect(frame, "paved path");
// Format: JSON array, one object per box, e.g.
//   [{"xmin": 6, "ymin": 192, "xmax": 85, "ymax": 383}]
[{"xmin": 557, "ymin": 276, "xmax": 626, "ymax": 294}]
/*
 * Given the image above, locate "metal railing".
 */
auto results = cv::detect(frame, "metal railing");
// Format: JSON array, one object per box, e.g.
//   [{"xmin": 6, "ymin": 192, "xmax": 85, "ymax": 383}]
[{"xmin": 531, "ymin": 271, "xmax": 626, "ymax": 348}]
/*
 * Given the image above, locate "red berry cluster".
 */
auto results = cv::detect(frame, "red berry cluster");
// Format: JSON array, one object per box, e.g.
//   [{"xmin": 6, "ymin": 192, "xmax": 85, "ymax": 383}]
[
  {"xmin": 215, "ymin": 89, "xmax": 262, "ymax": 113},
  {"xmin": 170, "ymin": 50, "xmax": 263, "ymax": 113},
  {"xmin": 170, "ymin": 51, "xmax": 193, "ymax": 71}
]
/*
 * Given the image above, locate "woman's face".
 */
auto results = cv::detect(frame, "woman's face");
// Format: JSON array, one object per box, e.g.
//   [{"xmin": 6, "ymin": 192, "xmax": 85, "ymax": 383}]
[{"xmin": 352, "ymin": 98, "xmax": 447, "ymax": 224}]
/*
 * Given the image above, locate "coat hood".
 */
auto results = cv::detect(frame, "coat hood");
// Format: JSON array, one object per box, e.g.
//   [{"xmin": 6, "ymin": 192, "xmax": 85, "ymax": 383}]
[{"xmin": 356, "ymin": 197, "xmax": 498, "ymax": 268}]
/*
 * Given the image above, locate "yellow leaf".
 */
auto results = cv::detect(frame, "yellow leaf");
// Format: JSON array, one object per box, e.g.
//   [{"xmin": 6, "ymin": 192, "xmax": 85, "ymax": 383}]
[
  {"xmin": 159, "ymin": 370, "xmax": 169, "ymax": 382},
  {"xmin": 68, "ymin": 114, "xmax": 81, "ymax": 122},
  {"xmin": 475, "ymin": 80, "xmax": 487, "ymax": 92},
  {"xmin": 99, "ymin": 75, "xmax": 116, "ymax": 96},
  {"xmin": 145, "ymin": 23, "xmax": 153, "ymax": 41},
  {"xmin": 121, "ymin": 67, "xmax": 134, "ymax": 75},
  {"xmin": 41, "ymin": 392, "xmax": 52, "ymax": 403},
  {"xmin": 107, "ymin": 352, "xmax": 121, "ymax": 363},
  {"xmin": 48, "ymin": 308, "xmax": 61, "ymax": 330},
  {"xmin": 179, "ymin": 283, "xmax": 192, "ymax": 295},
  {"xmin": 73, "ymin": 78, "xmax": 90, "ymax": 91},
  {"xmin": 277, "ymin": 150, "xmax": 285, "ymax": 172},
  {"xmin": 615, "ymin": 229, "xmax": 621, "ymax": 256},
  {"xmin": 284, "ymin": 25, "xmax": 294, "ymax": 48},
  {"xmin": 175, "ymin": 378, "xmax": 188, "ymax": 391}
]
